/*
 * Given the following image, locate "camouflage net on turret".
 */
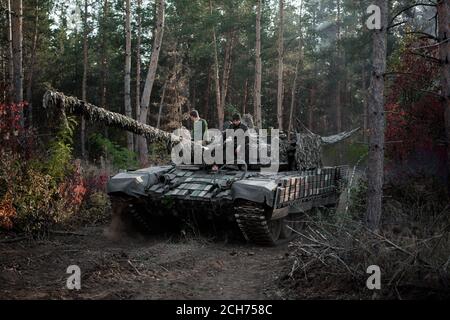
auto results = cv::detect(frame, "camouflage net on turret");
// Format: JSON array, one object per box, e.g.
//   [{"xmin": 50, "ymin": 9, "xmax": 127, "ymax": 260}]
[
  {"xmin": 276, "ymin": 133, "xmax": 322, "ymax": 170},
  {"xmin": 242, "ymin": 114, "xmax": 255, "ymax": 129},
  {"xmin": 279, "ymin": 128, "xmax": 359, "ymax": 170},
  {"xmin": 43, "ymin": 90, "xmax": 181, "ymax": 145},
  {"xmin": 294, "ymin": 133, "xmax": 323, "ymax": 170}
]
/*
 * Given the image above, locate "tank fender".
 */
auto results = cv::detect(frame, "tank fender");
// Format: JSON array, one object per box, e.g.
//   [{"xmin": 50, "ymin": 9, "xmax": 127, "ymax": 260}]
[
  {"xmin": 231, "ymin": 180, "xmax": 278, "ymax": 208},
  {"xmin": 107, "ymin": 165, "xmax": 174, "ymax": 197}
]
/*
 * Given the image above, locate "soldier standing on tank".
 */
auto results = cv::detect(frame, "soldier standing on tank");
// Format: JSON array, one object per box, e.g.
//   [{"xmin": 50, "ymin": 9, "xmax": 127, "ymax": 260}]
[
  {"xmin": 229, "ymin": 113, "xmax": 248, "ymax": 132},
  {"xmin": 189, "ymin": 110, "xmax": 209, "ymax": 144},
  {"xmin": 224, "ymin": 113, "xmax": 249, "ymax": 166},
  {"xmin": 188, "ymin": 110, "xmax": 208, "ymax": 165}
]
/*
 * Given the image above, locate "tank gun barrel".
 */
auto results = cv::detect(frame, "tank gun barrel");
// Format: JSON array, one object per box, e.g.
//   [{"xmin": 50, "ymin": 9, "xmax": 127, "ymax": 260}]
[{"xmin": 42, "ymin": 90, "xmax": 181, "ymax": 145}]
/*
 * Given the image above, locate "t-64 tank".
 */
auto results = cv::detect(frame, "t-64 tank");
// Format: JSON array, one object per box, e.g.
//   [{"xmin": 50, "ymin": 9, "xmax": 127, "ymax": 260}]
[
  {"xmin": 43, "ymin": 90, "xmax": 356, "ymax": 246},
  {"xmin": 107, "ymin": 164, "xmax": 348, "ymax": 245}
]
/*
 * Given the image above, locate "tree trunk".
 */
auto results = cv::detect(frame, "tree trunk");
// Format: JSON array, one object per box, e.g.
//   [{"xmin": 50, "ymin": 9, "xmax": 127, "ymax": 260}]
[
  {"xmin": 134, "ymin": 0, "xmax": 142, "ymax": 152},
  {"xmin": 365, "ymin": 0, "xmax": 388, "ymax": 231},
  {"xmin": 437, "ymin": 0, "xmax": 450, "ymax": 187},
  {"xmin": 277, "ymin": 0, "xmax": 285, "ymax": 130},
  {"xmin": 138, "ymin": 0, "xmax": 165, "ymax": 166},
  {"xmin": 288, "ymin": 2, "xmax": 304, "ymax": 139},
  {"xmin": 362, "ymin": 67, "xmax": 368, "ymax": 143},
  {"xmin": 243, "ymin": 78, "xmax": 248, "ymax": 114},
  {"xmin": 7, "ymin": 0, "xmax": 14, "ymax": 103},
  {"xmin": 25, "ymin": 0, "xmax": 40, "ymax": 127},
  {"xmin": 335, "ymin": 0, "xmax": 342, "ymax": 133},
  {"xmin": 1, "ymin": 45, "xmax": 4, "ymax": 101},
  {"xmin": 100, "ymin": 0, "xmax": 109, "ymax": 138},
  {"xmin": 210, "ymin": 0, "xmax": 223, "ymax": 129},
  {"xmin": 288, "ymin": 62, "xmax": 299, "ymax": 139},
  {"xmin": 156, "ymin": 81, "xmax": 167, "ymax": 129},
  {"xmin": 124, "ymin": 0, "xmax": 133, "ymax": 151},
  {"xmin": 254, "ymin": 0, "xmax": 262, "ymax": 128},
  {"xmin": 81, "ymin": 0, "xmax": 88, "ymax": 159},
  {"xmin": 11, "ymin": 0, "xmax": 23, "ymax": 105},
  {"xmin": 191, "ymin": 81, "xmax": 196, "ymax": 110},
  {"xmin": 203, "ymin": 66, "xmax": 211, "ymax": 122},
  {"xmin": 220, "ymin": 31, "xmax": 236, "ymax": 113},
  {"xmin": 309, "ymin": 87, "xmax": 315, "ymax": 131}
]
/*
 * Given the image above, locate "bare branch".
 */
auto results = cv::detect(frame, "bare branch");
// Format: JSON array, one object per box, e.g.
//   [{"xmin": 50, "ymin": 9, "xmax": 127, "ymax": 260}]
[{"xmin": 389, "ymin": 2, "xmax": 437, "ymax": 28}]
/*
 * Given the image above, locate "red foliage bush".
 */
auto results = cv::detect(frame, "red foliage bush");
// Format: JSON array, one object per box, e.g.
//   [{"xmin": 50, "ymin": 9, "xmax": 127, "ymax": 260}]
[
  {"xmin": 385, "ymin": 38, "xmax": 446, "ymax": 167},
  {"xmin": 0, "ymin": 102, "xmax": 36, "ymax": 158},
  {"xmin": 0, "ymin": 102, "xmax": 91, "ymax": 233},
  {"xmin": 58, "ymin": 160, "xmax": 87, "ymax": 208}
]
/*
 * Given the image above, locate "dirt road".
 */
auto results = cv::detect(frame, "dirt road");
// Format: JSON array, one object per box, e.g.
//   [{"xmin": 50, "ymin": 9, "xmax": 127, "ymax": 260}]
[{"xmin": 0, "ymin": 225, "xmax": 292, "ymax": 300}]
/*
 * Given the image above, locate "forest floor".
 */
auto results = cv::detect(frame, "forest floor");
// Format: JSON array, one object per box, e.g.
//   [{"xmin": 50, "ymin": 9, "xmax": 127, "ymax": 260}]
[{"xmin": 0, "ymin": 225, "xmax": 297, "ymax": 300}]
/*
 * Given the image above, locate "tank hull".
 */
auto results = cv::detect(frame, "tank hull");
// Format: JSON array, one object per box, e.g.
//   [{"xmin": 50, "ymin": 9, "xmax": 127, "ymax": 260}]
[{"xmin": 107, "ymin": 165, "xmax": 348, "ymax": 245}]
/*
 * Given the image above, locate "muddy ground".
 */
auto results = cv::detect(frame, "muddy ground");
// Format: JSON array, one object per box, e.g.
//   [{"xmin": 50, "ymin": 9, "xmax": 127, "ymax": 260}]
[{"xmin": 0, "ymin": 225, "xmax": 296, "ymax": 300}]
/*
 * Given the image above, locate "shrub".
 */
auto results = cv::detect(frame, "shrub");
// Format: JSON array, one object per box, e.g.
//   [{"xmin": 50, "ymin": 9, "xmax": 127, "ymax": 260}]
[
  {"xmin": 0, "ymin": 109, "xmax": 89, "ymax": 234},
  {"xmin": 0, "ymin": 193, "xmax": 15, "ymax": 230},
  {"xmin": 89, "ymin": 133, "xmax": 139, "ymax": 170},
  {"xmin": 148, "ymin": 141, "xmax": 171, "ymax": 165},
  {"xmin": 45, "ymin": 117, "xmax": 77, "ymax": 181}
]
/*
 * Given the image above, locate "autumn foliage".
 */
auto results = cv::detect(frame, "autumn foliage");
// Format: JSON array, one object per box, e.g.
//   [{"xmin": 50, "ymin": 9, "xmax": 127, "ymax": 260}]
[
  {"xmin": 0, "ymin": 102, "xmax": 88, "ymax": 233},
  {"xmin": 385, "ymin": 37, "xmax": 447, "ymax": 179}
]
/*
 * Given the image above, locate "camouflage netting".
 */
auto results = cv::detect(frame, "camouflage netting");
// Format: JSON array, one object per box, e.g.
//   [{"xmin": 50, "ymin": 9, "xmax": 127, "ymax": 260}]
[
  {"xmin": 43, "ymin": 90, "xmax": 182, "ymax": 145},
  {"xmin": 279, "ymin": 128, "xmax": 359, "ymax": 170},
  {"xmin": 294, "ymin": 133, "xmax": 323, "ymax": 170},
  {"xmin": 242, "ymin": 114, "xmax": 255, "ymax": 129}
]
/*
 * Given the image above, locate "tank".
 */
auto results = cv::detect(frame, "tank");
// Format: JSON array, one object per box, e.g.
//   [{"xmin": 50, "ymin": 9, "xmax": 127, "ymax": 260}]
[
  {"xmin": 107, "ymin": 163, "xmax": 348, "ymax": 246},
  {"xmin": 106, "ymin": 128, "xmax": 353, "ymax": 246},
  {"xmin": 43, "ymin": 90, "xmax": 355, "ymax": 246}
]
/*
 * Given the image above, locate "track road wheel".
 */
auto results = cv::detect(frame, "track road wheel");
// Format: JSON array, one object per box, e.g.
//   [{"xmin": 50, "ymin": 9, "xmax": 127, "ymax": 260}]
[
  {"xmin": 280, "ymin": 216, "xmax": 294, "ymax": 239},
  {"xmin": 268, "ymin": 219, "xmax": 282, "ymax": 242}
]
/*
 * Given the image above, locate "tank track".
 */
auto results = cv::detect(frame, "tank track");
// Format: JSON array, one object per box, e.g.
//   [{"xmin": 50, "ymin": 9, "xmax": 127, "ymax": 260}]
[
  {"xmin": 111, "ymin": 197, "xmax": 153, "ymax": 232},
  {"xmin": 129, "ymin": 205, "xmax": 153, "ymax": 232},
  {"xmin": 234, "ymin": 203, "xmax": 278, "ymax": 246}
]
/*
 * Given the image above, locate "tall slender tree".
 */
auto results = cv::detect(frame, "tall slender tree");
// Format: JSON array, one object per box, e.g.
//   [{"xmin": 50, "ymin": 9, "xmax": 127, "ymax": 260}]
[
  {"xmin": 276, "ymin": 0, "xmax": 285, "ymax": 130},
  {"xmin": 11, "ymin": 0, "xmax": 23, "ymax": 104},
  {"xmin": 335, "ymin": 0, "xmax": 342, "ymax": 133},
  {"xmin": 210, "ymin": 0, "xmax": 223, "ymax": 129},
  {"xmin": 124, "ymin": 0, "xmax": 133, "ymax": 151},
  {"xmin": 99, "ymin": 0, "xmax": 109, "ymax": 111},
  {"xmin": 7, "ymin": 0, "xmax": 14, "ymax": 102},
  {"xmin": 365, "ymin": 0, "xmax": 388, "ymax": 231},
  {"xmin": 288, "ymin": 1, "xmax": 304, "ymax": 138},
  {"xmin": 437, "ymin": 0, "xmax": 450, "ymax": 181},
  {"xmin": 220, "ymin": 31, "xmax": 235, "ymax": 115},
  {"xmin": 254, "ymin": 0, "xmax": 262, "ymax": 128},
  {"xmin": 138, "ymin": 0, "xmax": 165, "ymax": 166},
  {"xmin": 135, "ymin": 0, "xmax": 142, "ymax": 152},
  {"xmin": 81, "ymin": 0, "xmax": 89, "ymax": 159},
  {"xmin": 25, "ymin": 0, "xmax": 40, "ymax": 126}
]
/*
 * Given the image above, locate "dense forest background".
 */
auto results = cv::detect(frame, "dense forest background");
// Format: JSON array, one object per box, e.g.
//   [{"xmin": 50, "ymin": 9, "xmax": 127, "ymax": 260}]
[{"xmin": 0, "ymin": 0, "xmax": 443, "ymax": 161}]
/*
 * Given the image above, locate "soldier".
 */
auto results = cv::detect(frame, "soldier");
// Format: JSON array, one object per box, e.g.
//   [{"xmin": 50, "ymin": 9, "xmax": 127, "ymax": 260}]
[
  {"xmin": 229, "ymin": 113, "xmax": 248, "ymax": 132},
  {"xmin": 189, "ymin": 110, "xmax": 208, "ymax": 144},
  {"xmin": 225, "ymin": 113, "xmax": 249, "ymax": 166}
]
